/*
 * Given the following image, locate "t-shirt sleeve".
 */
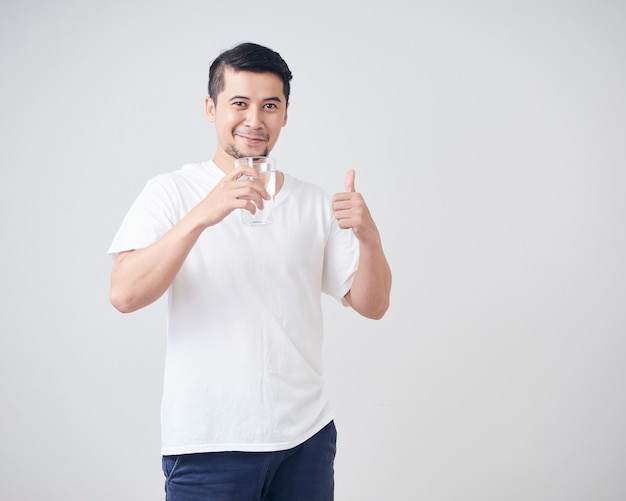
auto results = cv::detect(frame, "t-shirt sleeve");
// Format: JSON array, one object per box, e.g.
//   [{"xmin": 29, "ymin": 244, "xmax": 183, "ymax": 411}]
[
  {"xmin": 321, "ymin": 217, "xmax": 360, "ymax": 304},
  {"xmin": 107, "ymin": 176, "xmax": 178, "ymax": 258}
]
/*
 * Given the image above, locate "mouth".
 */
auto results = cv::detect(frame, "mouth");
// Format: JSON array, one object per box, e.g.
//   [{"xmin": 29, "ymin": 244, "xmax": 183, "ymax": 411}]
[{"xmin": 235, "ymin": 130, "xmax": 269, "ymax": 145}]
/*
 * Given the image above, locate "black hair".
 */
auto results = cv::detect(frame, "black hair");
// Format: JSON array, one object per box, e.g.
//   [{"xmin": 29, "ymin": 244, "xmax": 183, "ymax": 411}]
[{"xmin": 208, "ymin": 42, "xmax": 293, "ymax": 103}]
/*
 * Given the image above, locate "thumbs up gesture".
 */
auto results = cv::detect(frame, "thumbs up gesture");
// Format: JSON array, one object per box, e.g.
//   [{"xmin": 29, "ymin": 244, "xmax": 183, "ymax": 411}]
[{"xmin": 333, "ymin": 169, "xmax": 378, "ymax": 243}]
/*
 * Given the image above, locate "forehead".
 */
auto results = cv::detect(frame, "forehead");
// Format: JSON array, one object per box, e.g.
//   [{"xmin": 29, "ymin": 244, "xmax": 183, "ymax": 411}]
[{"xmin": 221, "ymin": 68, "xmax": 285, "ymax": 100}]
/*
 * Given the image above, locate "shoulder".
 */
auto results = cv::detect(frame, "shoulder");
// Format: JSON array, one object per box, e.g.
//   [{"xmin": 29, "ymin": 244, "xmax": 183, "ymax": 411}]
[
  {"xmin": 149, "ymin": 162, "xmax": 208, "ymax": 183},
  {"xmin": 146, "ymin": 161, "xmax": 219, "ymax": 192}
]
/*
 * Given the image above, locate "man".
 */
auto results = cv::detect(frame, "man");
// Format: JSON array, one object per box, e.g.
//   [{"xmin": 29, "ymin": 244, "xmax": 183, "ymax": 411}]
[{"xmin": 108, "ymin": 42, "xmax": 391, "ymax": 500}]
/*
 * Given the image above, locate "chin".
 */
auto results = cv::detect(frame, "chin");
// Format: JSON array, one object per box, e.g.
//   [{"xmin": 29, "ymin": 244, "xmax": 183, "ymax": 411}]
[{"xmin": 228, "ymin": 146, "xmax": 270, "ymax": 159}]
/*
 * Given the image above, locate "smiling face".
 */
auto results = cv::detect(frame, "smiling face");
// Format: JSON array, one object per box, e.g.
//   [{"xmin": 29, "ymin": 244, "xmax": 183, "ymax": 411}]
[{"xmin": 205, "ymin": 68, "xmax": 289, "ymax": 173}]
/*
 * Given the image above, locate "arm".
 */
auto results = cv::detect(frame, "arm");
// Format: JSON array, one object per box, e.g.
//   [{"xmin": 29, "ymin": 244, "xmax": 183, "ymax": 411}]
[
  {"xmin": 109, "ymin": 213, "xmax": 205, "ymax": 313},
  {"xmin": 333, "ymin": 169, "xmax": 392, "ymax": 320},
  {"xmin": 109, "ymin": 166, "xmax": 270, "ymax": 313}
]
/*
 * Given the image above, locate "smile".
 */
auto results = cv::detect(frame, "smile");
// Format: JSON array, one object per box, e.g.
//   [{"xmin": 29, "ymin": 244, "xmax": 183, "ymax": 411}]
[
  {"xmin": 240, "ymin": 136, "xmax": 265, "ymax": 143},
  {"xmin": 234, "ymin": 129, "xmax": 269, "ymax": 143}
]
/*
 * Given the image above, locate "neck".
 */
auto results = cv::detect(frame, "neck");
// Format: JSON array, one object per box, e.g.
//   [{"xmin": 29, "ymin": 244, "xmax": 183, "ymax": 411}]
[{"xmin": 212, "ymin": 151, "xmax": 237, "ymax": 174}]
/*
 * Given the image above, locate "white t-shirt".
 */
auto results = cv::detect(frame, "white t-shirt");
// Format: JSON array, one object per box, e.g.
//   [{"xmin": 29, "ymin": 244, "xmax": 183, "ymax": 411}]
[{"xmin": 108, "ymin": 161, "xmax": 359, "ymax": 455}]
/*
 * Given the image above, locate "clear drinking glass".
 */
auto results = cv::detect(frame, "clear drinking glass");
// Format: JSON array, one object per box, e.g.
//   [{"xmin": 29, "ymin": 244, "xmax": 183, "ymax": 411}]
[{"xmin": 235, "ymin": 156, "xmax": 277, "ymax": 226}]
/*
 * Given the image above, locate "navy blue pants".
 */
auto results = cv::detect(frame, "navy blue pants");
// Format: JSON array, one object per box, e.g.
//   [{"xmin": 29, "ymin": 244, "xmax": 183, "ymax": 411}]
[{"xmin": 162, "ymin": 421, "xmax": 337, "ymax": 500}]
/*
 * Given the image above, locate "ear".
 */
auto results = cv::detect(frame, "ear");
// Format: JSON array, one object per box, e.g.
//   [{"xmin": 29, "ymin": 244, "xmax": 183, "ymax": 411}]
[
  {"xmin": 282, "ymin": 102, "xmax": 289, "ymax": 127},
  {"xmin": 205, "ymin": 96, "xmax": 216, "ymax": 123}
]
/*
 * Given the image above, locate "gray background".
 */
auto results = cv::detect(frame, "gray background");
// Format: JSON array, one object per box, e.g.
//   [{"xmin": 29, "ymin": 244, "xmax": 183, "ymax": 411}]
[{"xmin": 1, "ymin": 0, "xmax": 625, "ymax": 499}]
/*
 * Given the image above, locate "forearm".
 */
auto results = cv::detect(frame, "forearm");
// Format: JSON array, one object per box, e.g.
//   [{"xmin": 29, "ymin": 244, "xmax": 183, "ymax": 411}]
[
  {"xmin": 345, "ymin": 236, "xmax": 392, "ymax": 320},
  {"xmin": 109, "ymin": 210, "xmax": 207, "ymax": 313}
]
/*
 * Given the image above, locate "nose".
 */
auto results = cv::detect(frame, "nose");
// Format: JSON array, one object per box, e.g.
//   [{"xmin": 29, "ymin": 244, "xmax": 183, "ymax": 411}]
[{"xmin": 244, "ymin": 106, "xmax": 262, "ymax": 128}]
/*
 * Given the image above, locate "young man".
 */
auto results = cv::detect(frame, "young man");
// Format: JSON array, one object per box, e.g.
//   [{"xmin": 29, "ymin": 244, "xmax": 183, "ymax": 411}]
[{"xmin": 108, "ymin": 42, "xmax": 391, "ymax": 500}]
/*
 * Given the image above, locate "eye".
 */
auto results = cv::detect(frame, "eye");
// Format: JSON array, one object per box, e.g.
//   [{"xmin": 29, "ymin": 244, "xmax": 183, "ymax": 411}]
[
  {"xmin": 264, "ymin": 103, "xmax": 278, "ymax": 110},
  {"xmin": 232, "ymin": 101, "xmax": 247, "ymax": 108}
]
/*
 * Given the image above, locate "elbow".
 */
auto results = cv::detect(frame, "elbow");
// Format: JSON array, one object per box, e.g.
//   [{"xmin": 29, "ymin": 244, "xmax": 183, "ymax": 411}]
[
  {"xmin": 109, "ymin": 287, "xmax": 140, "ymax": 314},
  {"xmin": 109, "ymin": 251, "xmax": 146, "ymax": 313},
  {"xmin": 355, "ymin": 297, "xmax": 389, "ymax": 320},
  {"xmin": 366, "ymin": 300, "xmax": 390, "ymax": 320},
  {"xmin": 345, "ymin": 289, "xmax": 390, "ymax": 320}
]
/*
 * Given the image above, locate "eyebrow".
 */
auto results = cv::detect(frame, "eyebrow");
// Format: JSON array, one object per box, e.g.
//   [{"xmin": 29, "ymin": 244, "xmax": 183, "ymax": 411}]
[{"xmin": 229, "ymin": 95, "xmax": 283, "ymax": 103}]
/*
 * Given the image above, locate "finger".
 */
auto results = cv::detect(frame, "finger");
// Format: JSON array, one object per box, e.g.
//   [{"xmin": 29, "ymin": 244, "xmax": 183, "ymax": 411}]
[
  {"xmin": 232, "ymin": 166, "xmax": 260, "ymax": 180},
  {"xmin": 344, "ymin": 169, "xmax": 355, "ymax": 193},
  {"xmin": 234, "ymin": 184, "xmax": 268, "ymax": 206}
]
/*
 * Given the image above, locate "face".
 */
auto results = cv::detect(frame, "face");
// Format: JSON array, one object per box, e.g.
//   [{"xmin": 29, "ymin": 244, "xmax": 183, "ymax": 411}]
[{"xmin": 205, "ymin": 68, "xmax": 289, "ymax": 172}]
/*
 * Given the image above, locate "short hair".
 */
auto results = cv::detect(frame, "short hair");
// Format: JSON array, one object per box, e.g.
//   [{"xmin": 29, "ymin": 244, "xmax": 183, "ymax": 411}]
[{"xmin": 208, "ymin": 42, "xmax": 293, "ymax": 103}]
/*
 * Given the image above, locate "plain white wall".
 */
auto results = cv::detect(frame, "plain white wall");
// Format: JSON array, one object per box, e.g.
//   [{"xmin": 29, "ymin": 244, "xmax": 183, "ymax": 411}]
[{"xmin": 1, "ymin": 1, "xmax": 625, "ymax": 499}]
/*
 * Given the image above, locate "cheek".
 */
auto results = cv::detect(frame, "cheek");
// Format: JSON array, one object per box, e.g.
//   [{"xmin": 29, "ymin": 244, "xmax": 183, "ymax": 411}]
[
  {"xmin": 216, "ymin": 114, "xmax": 239, "ymax": 133},
  {"xmin": 271, "ymin": 115, "xmax": 287, "ymax": 130}
]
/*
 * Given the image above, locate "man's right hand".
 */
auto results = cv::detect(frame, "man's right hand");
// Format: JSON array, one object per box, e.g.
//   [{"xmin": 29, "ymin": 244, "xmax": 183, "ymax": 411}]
[{"xmin": 193, "ymin": 166, "xmax": 271, "ymax": 228}]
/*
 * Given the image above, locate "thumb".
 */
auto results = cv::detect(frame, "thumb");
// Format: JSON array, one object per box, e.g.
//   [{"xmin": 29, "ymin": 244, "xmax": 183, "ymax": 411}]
[{"xmin": 344, "ymin": 169, "xmax": 356, "ymax": 193}]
